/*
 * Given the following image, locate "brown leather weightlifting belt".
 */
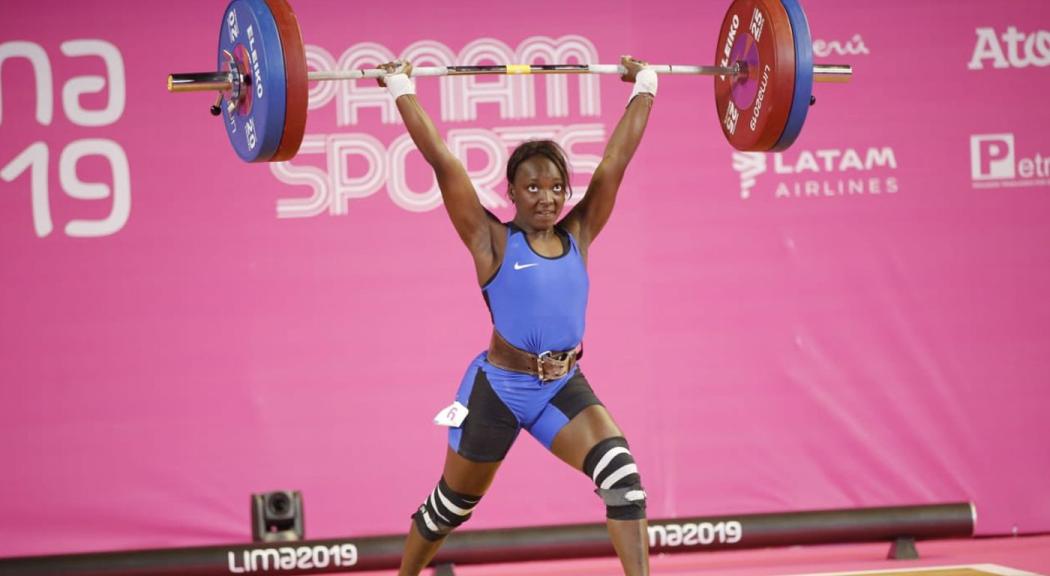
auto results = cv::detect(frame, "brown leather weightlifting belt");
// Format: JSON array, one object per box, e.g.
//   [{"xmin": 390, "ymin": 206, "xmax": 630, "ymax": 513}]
[{"xmin": 487, "ymin": 330, "xmax": 581, "ymax": 381}]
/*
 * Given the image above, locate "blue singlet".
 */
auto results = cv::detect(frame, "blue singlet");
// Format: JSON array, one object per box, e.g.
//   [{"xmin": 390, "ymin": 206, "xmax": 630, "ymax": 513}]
[{"xmin": 482, "ymin": 224, "xmax": 589, "ymax": 354}]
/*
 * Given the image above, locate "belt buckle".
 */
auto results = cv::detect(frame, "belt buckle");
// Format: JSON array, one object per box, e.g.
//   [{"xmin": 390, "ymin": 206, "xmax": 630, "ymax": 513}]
[{"xmin": 537, "ymin": 350, "xmax": 553, "ymax": 381}]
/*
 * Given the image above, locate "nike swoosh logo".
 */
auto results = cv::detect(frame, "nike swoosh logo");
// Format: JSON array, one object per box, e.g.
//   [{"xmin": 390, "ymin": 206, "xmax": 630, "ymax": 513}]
[{"xmin": 513, "ymin": 262, "xmax": 539, "ymax": 270}]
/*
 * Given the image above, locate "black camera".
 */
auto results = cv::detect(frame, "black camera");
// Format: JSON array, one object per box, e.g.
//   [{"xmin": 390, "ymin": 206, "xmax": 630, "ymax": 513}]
[{"xmin": 251, "ymin": 490, "xmax": 304, "ymax": 542}]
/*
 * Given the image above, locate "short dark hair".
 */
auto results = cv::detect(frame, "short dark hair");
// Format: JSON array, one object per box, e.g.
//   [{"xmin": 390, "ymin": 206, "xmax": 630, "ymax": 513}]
[{"xmin": 506, "ymin": 140, "xmax": 573, "ymax": 199}]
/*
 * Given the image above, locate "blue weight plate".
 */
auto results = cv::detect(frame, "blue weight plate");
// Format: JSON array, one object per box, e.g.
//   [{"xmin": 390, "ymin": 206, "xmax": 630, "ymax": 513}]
[
  {"xmin": 218, "ymin": 0, "xmax": 287, "ymax": 162},
  {"xmin": 771, "ymin": 0, "xmax": 813, "ymax": 151}
]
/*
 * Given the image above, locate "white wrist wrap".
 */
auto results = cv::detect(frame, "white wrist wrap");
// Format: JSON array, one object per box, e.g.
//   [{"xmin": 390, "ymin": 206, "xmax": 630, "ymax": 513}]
[
  {"xmin": 385, "ymin": 73, "xmax": 415, "ymax": 100},
  {"xmin": 628, "ymin": 68, "xmax": 658, "ymax": 104}
]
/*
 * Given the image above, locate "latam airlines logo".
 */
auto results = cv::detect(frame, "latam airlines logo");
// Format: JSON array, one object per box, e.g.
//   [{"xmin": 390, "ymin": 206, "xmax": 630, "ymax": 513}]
[
  {"xmin": 733, "ymin": 147, "xmax": 899, "ymax": 200},
  {"xmin": 968, "ymin": 27, "xmax": 1050, "ymax": 69},
  {"xmin": 971, "ymin": 134, "xmax": 1050, "ymax": 189}
]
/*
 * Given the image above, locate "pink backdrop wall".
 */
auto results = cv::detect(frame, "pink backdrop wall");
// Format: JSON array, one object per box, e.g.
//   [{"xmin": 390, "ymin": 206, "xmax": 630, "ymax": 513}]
[{"xmin": 2, "ymin": 0, "xmax": 1049, "ymax": 557}]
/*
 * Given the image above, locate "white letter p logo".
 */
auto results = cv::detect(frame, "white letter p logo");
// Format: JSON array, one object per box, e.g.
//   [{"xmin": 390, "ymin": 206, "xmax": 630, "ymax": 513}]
[{"xmin": 971, "ymin": 134, "xmax": 1015, "ymax": 181}]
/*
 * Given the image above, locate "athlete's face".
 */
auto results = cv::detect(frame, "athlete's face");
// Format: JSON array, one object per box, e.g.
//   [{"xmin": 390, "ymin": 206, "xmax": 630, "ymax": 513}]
[{"xmin": 509, "ymin": 156, "xmax": 567, "ymax": 230}]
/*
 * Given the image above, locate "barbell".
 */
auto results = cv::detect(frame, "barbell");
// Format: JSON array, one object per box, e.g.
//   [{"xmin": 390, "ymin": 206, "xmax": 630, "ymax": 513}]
[{"xmin": 167, "ymin": 0, "xmax": 852, "ymax": 163}]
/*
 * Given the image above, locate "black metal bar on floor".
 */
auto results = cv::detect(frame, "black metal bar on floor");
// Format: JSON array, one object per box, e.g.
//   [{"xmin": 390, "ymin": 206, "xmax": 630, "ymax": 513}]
[{"xmin": 0, "ymin": 502, "xmax": 976, "ymax": 576}]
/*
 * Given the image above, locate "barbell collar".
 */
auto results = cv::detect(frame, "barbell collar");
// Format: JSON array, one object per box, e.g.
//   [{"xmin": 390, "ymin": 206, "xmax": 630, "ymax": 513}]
[
  {"xmin": 168, "ymin": 72, "xmax": 233, "ymax": 92},
  {"xmin": 812, "ymin": 64, "xmax": 852, "ymax": 83}
]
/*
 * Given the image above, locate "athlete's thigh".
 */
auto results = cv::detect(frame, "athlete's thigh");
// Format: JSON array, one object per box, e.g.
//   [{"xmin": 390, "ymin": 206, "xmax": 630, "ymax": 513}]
[
  {"xmin": 448, "ymin": 355, "xmax": 522, "ymax": 464},
  {"xmin": 441, "ymin": 446, "xmax": 503, "ymax": 496},
  {"xmin": 529, "ymin": 369, "xmax": 617, "ymax": 469},
  {"xmin": 549, "ymin": 404, "xmax": 624, "ymax": 472}
]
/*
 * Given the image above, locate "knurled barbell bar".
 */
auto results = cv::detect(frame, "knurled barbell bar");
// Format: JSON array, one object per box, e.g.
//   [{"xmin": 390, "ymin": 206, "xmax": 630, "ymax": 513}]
[{"xmin": 167, "ymin": 0, "xmax": 852, "ymax": 162}]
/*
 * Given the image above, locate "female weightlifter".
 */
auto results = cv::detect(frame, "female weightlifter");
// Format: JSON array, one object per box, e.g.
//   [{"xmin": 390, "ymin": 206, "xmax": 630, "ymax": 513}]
[{"xmin": 378, "ymin": 55, "xmax": 656, "ymax": 576}]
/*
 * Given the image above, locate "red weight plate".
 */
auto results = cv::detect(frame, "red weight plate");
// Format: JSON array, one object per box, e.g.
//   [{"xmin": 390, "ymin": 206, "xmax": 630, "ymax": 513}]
[
  {"xmin": 265, "ymin": 0, "xmax": 308, "ymax": 162},
  {"xmin": 713, "ymin": 0, "xmax": 796, "ymax": 151}
]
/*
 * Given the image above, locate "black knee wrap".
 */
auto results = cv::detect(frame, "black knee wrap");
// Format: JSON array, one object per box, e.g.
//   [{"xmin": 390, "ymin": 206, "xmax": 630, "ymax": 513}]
[
  {"xmin": 583, "ymin": 437, "xmax": 647, "ymax": 520},
  {"xmin": 411, "ymin": 477, "xmax": 481, "ymax": 541}
]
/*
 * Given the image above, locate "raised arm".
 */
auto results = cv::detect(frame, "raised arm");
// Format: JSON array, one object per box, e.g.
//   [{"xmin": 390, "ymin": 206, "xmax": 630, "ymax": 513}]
[
  {"xmin": 561, "ymin": 56, "xmax": 655, "ymax": 250},
  {"xmin": 379, "ymin": 62, "xmax": 498, "ymax": 268}
]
